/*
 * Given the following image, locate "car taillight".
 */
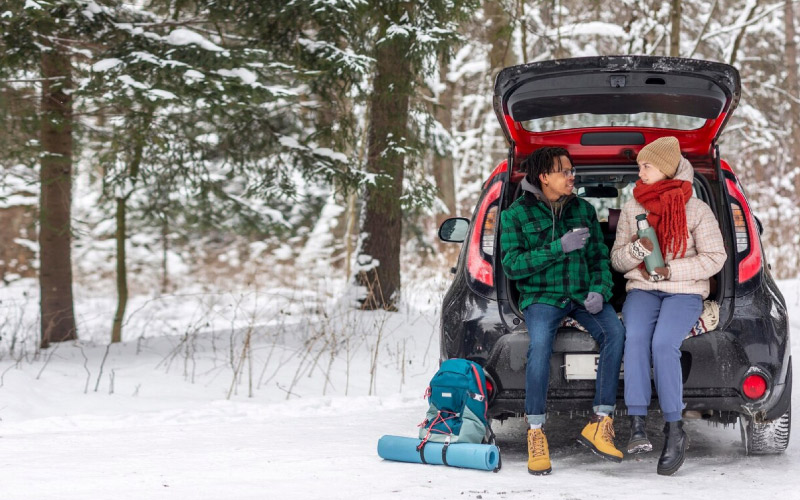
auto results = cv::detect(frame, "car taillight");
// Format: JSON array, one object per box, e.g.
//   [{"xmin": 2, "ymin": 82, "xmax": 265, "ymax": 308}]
[
  {"xmin": 467, "ymin": 181, "xmax": 502, "ymax": 287},
  {"xmin": 725, "ymin": 177, "xmax": 763, "ymax": 283},
  {"xmin": 742, "ymin": 373, "xmax": 767, "ymax": 400},
  {"xmin": 482, "ymin": 206, "xmax": 497, "ymax": 256}
]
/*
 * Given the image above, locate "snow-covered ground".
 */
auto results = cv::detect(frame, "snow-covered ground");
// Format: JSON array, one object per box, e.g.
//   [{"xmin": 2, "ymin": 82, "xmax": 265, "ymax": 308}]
[{"xmin": 0, "ymin": 276, "xmax": 798, "ymax": 499}]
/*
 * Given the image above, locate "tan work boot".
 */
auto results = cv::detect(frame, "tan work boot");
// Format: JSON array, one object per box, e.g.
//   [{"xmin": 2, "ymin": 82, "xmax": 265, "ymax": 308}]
[
  {"xmin": 577, "ymin": 414, "xmax": 623, "ymax": 462},
  {"xmin": 527, "ymin": 428, "xmax": 552, "ymax": 475}
]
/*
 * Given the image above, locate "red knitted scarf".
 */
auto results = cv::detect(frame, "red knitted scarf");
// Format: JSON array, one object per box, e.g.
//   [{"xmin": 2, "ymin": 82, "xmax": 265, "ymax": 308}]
[{"xmin": 632, "ymin": 179, "xmax": 692, "ymax": 259}]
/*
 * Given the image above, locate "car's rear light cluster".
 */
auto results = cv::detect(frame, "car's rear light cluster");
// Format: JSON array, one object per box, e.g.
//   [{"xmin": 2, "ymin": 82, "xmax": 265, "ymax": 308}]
[
  {"xmin": 731, "ymin": 203, "xmax": 748, "ymax": 253},
  {"xmin": 482, "ymin": 206, "xmax": 498, "ymax": 256},
  {"xmin": 724, "ymin": 176, "xmax": 763, "ymax": 284},
  {"xmin": 467, "ymin": 181, "xmax": 502, "ymax": 288}
]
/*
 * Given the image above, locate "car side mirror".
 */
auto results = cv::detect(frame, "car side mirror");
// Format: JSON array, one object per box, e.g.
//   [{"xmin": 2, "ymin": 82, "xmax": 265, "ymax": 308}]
[
  {"xmin": 754, "ymin": 215, "xmax": 764, "ymax": 236},
  {"xmin": 438, "ymin": 217, "xmax": 470, "ymax": 243}
]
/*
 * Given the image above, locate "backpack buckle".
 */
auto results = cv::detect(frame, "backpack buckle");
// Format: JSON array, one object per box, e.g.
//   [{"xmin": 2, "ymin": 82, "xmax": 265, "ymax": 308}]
[{"xmin": 469, "ymin": 391, "xmax": 485, "ymax": 402}]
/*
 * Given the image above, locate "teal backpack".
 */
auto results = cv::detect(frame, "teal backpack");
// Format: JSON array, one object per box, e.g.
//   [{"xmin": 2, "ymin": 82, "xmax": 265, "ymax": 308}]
[{"xmin": 418, "ymin": 359, "xmax": 497, "ymax": 450}]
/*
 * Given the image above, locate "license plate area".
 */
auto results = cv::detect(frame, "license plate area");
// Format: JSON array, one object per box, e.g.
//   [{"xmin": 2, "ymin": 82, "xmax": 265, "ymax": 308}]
[
  {"xmin": 564, "ymin": 354, "xmax": 600, "ymax": 380},
  {"xmin": 563, "ymin": 354, "xmax": 625, "ymax": 380}
]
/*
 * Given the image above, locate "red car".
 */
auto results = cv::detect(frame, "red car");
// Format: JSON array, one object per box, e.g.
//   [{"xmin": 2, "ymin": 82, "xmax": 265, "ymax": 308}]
[{"xmin": 438, "ymin": 56, "xmax": 790, "ymax": 454}]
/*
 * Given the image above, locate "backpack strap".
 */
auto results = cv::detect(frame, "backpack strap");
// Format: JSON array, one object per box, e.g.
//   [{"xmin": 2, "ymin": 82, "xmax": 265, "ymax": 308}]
[
  {"xmin": 441, "ymin": 436, "xmax": 451, "ymax": 467},
  {"xmin": 417, "ymin": 441, "xmax": 428, "ymax": 464},
  {"xmin": 469, "ymin": 364, "xmax": 490, "ymax": 421},
  {"xmin": 484, "ymin": 424, "xmax": 497, "ymax": 445}
]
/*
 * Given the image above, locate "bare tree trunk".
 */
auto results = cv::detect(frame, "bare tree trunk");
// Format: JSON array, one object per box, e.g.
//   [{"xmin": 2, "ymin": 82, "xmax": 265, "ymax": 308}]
[
  {"xmin": 0, "ymin": 205, "xmax": 37, "ymax": 280},
  {"xmin": 0, "ymin": 88, "xmax": 38, "ymax": 282},
  {"xmin": 786, "ymin": 0, "xmax": 800, "ymax": 193},
  {"xmin": 686, "ymin": 0, "xmax": 718, "ymax": 58},
  {"xmin": 670, "ymin": 0, "xmax": 682, "ymax": 57},
  {"xmin": 161, "ymin": 217, "xmax": 169, "ymax": 293},
  {"xmin": 485, "ymin": 0, "xmax": 515, "ymax": 72},
  {"xmin": 111, "ymin": 198, "xmax": 127, "ymax": 343},
  {"xmin": 518, "ymin": 0, "xmax": 528, "ymax": 62},
  {"xmin": 433, "ymin": 55, "xmax": 456, "ymax": 217},
  {"xmin": 729, "ymin": 1, "xmax": 759, "ymax": 65},
  {"xmin": 112, "ymin": 115, "xmax": 147, "ymax": 343},
  {"xmin": 357, "ymin": 7, "xmax": 413, "ymax": 310},
  {"xmin": 39, "ymin": 39, "xmax": 76, "ymax": 348}
]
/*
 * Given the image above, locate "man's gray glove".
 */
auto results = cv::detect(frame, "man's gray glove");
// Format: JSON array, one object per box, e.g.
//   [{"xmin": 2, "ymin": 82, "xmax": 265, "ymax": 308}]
[
  {"xmin": 584, "ymin": 292, "xmax": 603, "ymax": 314},
  {"xmin": 560, "ymin": 227, "xmax": 590, "ymax": 253}
]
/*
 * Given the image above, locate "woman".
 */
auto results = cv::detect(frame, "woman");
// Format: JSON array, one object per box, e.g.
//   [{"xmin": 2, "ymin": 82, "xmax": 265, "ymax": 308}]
[{"xmin": 610, "ymin": 136, "xmax": 726, "ymax": 476}]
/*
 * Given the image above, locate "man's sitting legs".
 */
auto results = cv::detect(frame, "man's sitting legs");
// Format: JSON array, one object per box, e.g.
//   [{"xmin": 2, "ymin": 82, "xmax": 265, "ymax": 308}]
[
  {"xmin": 522, "ymin": 303, "xmax": 569, "ymax": 475},
  {"xmin": 572, "ymin": 303, "xmax": 625, "ymax": 461}
]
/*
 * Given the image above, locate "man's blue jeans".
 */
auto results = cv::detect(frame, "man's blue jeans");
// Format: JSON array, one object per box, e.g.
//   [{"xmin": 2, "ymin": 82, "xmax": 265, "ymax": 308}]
[{"xmin": 523, "ymin": 301, "xmax": 625, "ymax": 425}]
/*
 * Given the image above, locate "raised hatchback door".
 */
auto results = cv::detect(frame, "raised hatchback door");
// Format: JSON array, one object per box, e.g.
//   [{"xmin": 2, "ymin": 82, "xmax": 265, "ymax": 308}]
[{"xmin": 493, "ymin": 56, "xmax": 741, "ymax": 162}]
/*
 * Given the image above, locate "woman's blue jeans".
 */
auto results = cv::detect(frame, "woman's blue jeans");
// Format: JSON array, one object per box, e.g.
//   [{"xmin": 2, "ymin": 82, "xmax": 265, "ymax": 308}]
[
  {"xmin": 622, "ymin": 289, "xmax": 703, "ymax": 422},
  {"xmin": 523, "ymin": 301, "xmax": 625, "ymax": 425}
]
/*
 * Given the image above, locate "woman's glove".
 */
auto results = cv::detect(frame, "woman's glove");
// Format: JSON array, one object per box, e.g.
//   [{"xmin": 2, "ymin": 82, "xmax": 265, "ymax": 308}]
[
  {"xmin": 639, "ymin": 265, "xmax": 671, "ymax": 282},
  {"xmin": 628, "ymin": 236, "xmax": 654, "ymax": 260}
]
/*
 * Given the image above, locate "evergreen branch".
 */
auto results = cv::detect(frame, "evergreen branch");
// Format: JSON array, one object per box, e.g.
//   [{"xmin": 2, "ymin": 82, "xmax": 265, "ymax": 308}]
[
  {"xmin": 120, "ymin": 18, "xmax": 207, "ymax": 28},
  {"xmin": 1, "ymin": 77, "xmax": 65, "ymax": 83}
]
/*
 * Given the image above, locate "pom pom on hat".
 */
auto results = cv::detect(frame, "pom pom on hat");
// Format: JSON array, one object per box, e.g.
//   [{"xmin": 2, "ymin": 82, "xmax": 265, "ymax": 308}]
[{"xmin": 637, "ymin": 136, "xmax": 682, "ymax": 178}]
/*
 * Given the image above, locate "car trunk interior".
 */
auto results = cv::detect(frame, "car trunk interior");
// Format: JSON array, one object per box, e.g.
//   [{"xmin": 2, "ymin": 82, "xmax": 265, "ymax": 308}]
[{"xmin": 502, "ymin": 166, "xmax": 725, "ymax": 322}]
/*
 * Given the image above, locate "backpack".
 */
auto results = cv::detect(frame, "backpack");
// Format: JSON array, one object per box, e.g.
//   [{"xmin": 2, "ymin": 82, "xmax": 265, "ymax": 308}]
[{"xmin": 418, "ymin": 359, "xmax": 496, "ymax": 447}]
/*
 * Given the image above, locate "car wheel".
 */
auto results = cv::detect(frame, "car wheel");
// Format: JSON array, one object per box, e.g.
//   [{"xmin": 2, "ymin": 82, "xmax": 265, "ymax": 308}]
[{"xmin": 739, "ymin": 404, "xmax": 791, "ymax": 455}]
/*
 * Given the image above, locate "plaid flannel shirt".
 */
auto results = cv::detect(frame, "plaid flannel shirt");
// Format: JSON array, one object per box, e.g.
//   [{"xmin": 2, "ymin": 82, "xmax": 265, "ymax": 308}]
[{"xmin": 500, "ymin": 193, "xmax": 613, "ymax": 311}]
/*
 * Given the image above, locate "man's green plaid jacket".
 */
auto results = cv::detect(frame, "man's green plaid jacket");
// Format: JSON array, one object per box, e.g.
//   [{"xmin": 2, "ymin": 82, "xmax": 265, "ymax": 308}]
[{"xmin": 499, "ymin": 192, "xmax": 613, "ymax": 312}]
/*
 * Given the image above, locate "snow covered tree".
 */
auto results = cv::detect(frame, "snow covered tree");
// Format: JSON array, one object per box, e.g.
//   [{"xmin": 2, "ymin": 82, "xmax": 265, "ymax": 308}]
[
  {"xmin": 2, "ymin": 0, "xmax": 372, "ymax": 343},
  {"xmin": 83, "ymin": 0, "xmax": 382, "ymax": 341},
  {"xmin": 355, "ymin": 0, "xmax": 480, "ymax": 310},
  {"xmin": 0, "ymin": 0, "xmax": 104, "ymax": 346}
]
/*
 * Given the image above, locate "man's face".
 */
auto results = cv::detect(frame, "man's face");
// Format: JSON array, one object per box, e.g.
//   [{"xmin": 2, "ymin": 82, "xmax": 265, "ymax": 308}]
[
  {"xmin": 638, "ymin": 162, "xmax": 667, "ymax": 185},
  {"xmin": 540, "ymin": 155, "xmax": 576, "ymax": 199}
]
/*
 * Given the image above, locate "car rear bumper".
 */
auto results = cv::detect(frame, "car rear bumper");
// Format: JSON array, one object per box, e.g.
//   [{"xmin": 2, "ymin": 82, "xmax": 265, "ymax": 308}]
[{"xmin": 483, "ymin": 326, "xmax": 791, "ymax": 420}]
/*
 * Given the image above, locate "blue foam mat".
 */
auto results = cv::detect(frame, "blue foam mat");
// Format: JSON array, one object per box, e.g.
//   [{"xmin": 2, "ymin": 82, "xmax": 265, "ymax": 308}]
[{"xmin": 377, "ymin": 435, "xmax": 500, "ymax": 471}]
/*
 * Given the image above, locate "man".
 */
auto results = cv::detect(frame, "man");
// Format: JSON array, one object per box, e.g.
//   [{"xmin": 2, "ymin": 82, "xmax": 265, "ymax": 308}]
[{"xmin": 500, "ymin": 147, "xmax": 625, "ymax": 475}]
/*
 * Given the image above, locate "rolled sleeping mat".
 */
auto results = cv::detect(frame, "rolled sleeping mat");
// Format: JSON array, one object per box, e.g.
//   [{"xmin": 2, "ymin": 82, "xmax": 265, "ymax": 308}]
[{"xmin": 377, "ymin": 435, "xmax": 500, "ymax": 471}]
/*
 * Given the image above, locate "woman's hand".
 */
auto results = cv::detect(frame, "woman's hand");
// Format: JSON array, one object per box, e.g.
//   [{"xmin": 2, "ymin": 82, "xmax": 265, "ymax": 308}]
[
  {"xmin": 630, "ymin": 233, "xmax": 654, "ymax": 250},
  {"xmin": 629, "ymin": 235, "xmax": 654, "ymax": 260},
  {"xmin": 639, "ymin": 265, "xmax": 671, "ymax": 281}
]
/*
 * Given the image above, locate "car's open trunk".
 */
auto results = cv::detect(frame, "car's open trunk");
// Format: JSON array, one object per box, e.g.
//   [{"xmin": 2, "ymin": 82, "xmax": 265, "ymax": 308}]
[{"xmin": 500, "ymin": 167, "xmax": 726, "ymax": 324}]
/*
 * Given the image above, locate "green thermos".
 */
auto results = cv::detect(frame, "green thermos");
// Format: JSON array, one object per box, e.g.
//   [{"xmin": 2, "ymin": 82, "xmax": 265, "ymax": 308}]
[{"xmin": 635, "ymin": 214, "xmax": 665, "ymax": 273}]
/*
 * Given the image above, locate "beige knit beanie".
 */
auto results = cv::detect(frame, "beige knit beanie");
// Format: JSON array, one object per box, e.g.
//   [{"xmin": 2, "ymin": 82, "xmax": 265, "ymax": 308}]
[{"xmin": 637, "ymin": 136, "xmax": 682, "ymax": 178}]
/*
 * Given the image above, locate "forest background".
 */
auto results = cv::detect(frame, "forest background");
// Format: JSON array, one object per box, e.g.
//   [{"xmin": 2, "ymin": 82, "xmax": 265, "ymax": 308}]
[{"xmin": 1, "ymin": 0, "xmax": 799, "ymax": 350}]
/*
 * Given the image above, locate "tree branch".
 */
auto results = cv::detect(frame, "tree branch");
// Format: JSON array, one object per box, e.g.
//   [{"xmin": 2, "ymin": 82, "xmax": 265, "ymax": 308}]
[
  {"xmin": 702, "ymin": 1, "xmax": 784, "ymax": 42},
  {"xmin": 686, "ymin": 0, "xmax": 717, "ymax": 58}
]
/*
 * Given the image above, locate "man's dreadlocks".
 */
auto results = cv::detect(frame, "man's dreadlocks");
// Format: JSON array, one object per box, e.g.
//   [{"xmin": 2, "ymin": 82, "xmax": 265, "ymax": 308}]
[{"xmin": 522, "ymin": 147, "xmax": 574, "ymax": 188}]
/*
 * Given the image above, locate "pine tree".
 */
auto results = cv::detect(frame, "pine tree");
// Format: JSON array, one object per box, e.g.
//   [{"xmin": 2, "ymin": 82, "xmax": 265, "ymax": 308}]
[
  {"xmin": 0, "ymin": 0, "xmax": 104, "ymax": 346},
  {"xmin": 2, "ymin": 1, "xmax": 376, "ymax": 343},
  {"xmin": 355, "ymin": 0, "xmax": 479, "ymax": 309}
]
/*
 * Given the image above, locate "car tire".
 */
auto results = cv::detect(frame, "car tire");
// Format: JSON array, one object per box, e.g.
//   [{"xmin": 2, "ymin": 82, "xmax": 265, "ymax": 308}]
[{"xmin": 739, "ymin": 403, "xmax": 791, "ymax": 455}]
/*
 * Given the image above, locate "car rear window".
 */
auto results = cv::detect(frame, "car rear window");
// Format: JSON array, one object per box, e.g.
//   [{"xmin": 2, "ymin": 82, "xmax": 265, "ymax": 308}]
[
  {"xmin": 576, "ymin": 180, "xmax": 701, "ymax": 222},
  {"xmin": 522, "ymin": 112, "xmax": 707, "ymax": 132}
]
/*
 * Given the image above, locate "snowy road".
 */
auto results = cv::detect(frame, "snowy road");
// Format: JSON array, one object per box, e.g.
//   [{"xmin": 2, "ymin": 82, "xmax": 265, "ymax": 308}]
[
  {"xmin": 0, "ymin": 389, "xmax": 795, "ymax": 499},
  {"xmin": 0, "ymin": 278, "xmax": 797, "ymax": 499}
]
